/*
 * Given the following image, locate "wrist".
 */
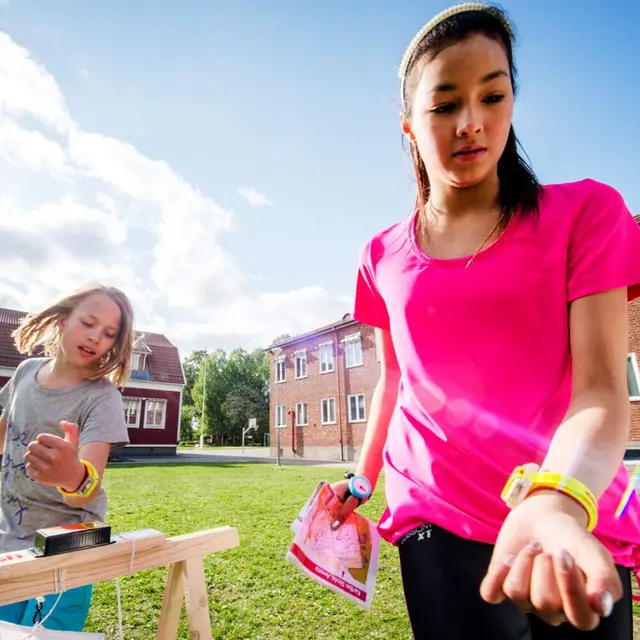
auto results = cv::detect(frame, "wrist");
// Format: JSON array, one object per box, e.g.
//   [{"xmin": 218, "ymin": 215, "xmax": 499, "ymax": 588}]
[
  {"xmin": 61, "ymin": 459, "xmax": 87, "ymax": 494},
  {"xmin": 524, "ymin": 489, "xmax": 590, "ymax": 528}
]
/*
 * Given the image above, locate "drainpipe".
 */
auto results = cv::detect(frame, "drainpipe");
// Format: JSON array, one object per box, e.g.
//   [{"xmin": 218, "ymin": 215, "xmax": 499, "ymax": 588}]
[
  {"xmin": 290, "ymin": 410, "xmax": 296, "ymax": 455},
  {"xmin": 334, "ymin": 328, "xmax": 344, "ymax": 461}
]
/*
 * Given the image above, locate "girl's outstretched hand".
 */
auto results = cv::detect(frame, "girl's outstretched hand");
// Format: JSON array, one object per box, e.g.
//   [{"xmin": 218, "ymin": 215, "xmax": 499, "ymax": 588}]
[
  {"xmin": 329, "ymin": 480, "xmax": 369, "ymax": 530},
  {"xmin": 480, "ymin": 490, "xmax": 622, "ymax": 630},
  {"xmin": 24, "ymin": 421, "xmax": 84, "ymax": 491}
]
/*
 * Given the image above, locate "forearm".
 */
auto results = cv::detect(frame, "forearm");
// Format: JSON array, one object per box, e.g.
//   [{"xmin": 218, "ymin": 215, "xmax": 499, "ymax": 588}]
[
  {"xmin": 542, "ymin": 387, "xmax": 630, "ymax": 499},
  {"xmin": 355, "ymin": 374, "xmax": 399, "ymax": 491},
  {"xmin": 63, "ymin": 483, "xmax": 102, "ymax": 508}
]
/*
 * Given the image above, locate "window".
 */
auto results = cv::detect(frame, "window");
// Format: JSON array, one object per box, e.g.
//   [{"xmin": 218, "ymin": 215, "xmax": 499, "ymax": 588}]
[
  {"xmin": 123, "ymin": 397, "xmax": 141, "ymax": 428},
  {"xmin": 295, "ymin": 402, "xmax": 308, "ymax": 426},
  {"xmin": 344, "ymin": 333, "xmax": 363, "ymax": 368},
  {"xmin": 131, "ymin": 353, "xmax": 145, "ymax": 371},
  {"xmin": 628, "ymin": 353, "xmax": 640, "ymax": 400},
  {"xmin": 319, "ymin": 342, "xmax": 334, "ymax": 373},
  {"xmin": 295, "ymin": 350, "xmax": 307, "ymax": 379},
  {"xmin": 321, "ymin": 398, "xmax": 336, "ymax": 425},
  {"xmin": 348, "ymin": 394, "xmax": 366, "ymax": 423},
  {"xmin": 275, "ymin": 404, "xmax": 286, "ymax": 428},
  {"xmin": 275, "ymin": 356, "xmax": 286, "ymax": 383},
  {"xmin": 145, "ymin": 399, "xmax": 167, "ymax": 429}
]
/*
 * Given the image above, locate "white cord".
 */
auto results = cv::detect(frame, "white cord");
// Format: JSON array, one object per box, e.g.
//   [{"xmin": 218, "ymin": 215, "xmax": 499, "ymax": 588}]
[
  {"xmin": 116, "ymin": 577, "xmax": 124, "ymax": 640},
  {"xmin": 113, "ymin": 532, "xmax": 137, "ymax": 640},
  {"xmin": 17, "ymin": 568, "xmax": 66, "ymax": 639}
]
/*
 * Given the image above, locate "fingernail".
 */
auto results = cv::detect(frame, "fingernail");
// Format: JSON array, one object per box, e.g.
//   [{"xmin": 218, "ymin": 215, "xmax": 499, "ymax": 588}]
[
  {"xmin": 555, "ymin": 549, "xmax": 574, "ymax": 572},
  {"xmin": 331, "ymin": 520, "xmax": 340, "ymax": 530},
  {"xmin": 600, "ymin": 591, "xmax": 614, "ymax": 618},
  {"xmin": 503, "ymin": 554, "xmax": 516, "ymax": 567},
  {"xmin": 528, "ymin": 542, "xmax": 542, "ymax": 553}
]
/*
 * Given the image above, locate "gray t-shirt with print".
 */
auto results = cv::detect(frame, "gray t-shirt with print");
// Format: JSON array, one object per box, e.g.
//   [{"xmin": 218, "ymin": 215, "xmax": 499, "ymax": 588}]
[{"xmin": 0, "ymin": 358, "xmax": 129, "ymax": 553}]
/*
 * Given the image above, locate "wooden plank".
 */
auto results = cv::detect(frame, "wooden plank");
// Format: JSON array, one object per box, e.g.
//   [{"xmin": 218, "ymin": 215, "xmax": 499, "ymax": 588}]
[
  {"xmin": 0, "ymin": 526, "xmax": 239, "ymax": 607},
  {"xmin": 0, "ymin": 529, "xmax": 166, "ymax": 580},
  {"xmin": 156, "ymin": 561, "xmax": 186, "ymax": 640},
  {"xmin": 183, "ymin": 557, "xmax": 212, "ymax": 640}
]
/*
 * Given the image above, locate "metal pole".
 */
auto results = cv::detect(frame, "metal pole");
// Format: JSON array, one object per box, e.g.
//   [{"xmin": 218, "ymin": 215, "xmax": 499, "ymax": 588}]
[{"xmin": 200, "ymin": 359, "xmax": 206, "ymax": 449}]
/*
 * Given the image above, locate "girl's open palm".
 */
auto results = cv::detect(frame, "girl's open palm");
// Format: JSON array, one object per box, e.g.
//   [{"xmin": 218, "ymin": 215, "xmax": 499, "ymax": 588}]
[{"xmin": 480, "ymin": 492, "xmax": 622, "ymax": 630}]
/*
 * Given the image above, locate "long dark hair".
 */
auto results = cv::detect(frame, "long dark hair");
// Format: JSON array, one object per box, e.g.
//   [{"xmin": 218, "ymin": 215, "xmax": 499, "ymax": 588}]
[{"xmin": 402, "ymin": 7, "xmax": 541, "ymax": 221}]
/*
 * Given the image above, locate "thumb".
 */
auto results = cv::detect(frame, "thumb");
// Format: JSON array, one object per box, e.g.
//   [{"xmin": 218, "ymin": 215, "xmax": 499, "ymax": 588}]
[{"xmin": 61, "ymin": 421, "xmax": 80, "ymax": 447}]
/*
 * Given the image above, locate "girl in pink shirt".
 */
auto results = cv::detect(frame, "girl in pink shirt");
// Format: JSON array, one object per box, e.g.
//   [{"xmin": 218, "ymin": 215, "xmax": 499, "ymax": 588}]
[{"xmin": 332, "ymin": 3, "xmax": 640, "ymax": 639}]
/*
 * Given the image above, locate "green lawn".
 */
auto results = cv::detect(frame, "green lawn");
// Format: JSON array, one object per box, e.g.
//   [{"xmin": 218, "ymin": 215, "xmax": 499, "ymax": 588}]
[
  {"xmin": 85, "ymin": 463, "xmax": 411, "ymax": 639},
  {"xmin": 85, "ymin": 463, "xmax": 640, "ymax": 639}
]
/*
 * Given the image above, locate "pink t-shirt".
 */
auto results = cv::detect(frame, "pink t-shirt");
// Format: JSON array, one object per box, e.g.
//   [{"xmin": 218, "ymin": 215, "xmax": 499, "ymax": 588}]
[{"xmin": 354, "ymin": 179, "xmax": 640, "ymax": 568}]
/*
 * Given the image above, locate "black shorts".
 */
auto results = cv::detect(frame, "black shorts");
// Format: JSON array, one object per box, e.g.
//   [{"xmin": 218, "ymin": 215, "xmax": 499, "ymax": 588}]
[{"xmin": 398, "ymin": 524, "xmax": 633, "ymax": 640}]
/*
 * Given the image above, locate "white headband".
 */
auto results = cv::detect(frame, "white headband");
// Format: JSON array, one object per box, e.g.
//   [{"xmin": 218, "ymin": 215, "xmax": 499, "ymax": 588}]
[{"xmin": 399, "ymin": 3, "xmax": 514, "ymax": 109}]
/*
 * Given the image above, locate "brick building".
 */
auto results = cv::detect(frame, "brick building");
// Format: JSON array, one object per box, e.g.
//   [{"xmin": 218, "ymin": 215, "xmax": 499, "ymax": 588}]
[
  {"xmin": 0, "ymin": 307, "xmax": 185, "ymax": 457},
  {"xmin": 268, "ymin": 314, "xmax": 379, "ymax": 462}
]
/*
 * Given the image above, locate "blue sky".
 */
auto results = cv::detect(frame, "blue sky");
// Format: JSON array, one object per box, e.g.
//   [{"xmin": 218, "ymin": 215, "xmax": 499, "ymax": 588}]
[{"xmin": 0, "ymin": 0, "xmax": 638, "ymax": 355}]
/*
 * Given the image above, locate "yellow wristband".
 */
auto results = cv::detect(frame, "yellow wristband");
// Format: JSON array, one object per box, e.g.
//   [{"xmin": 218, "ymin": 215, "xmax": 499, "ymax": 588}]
[
  {"xmin": 528, "ymin": 472, "xmax": 598, "ymax": 532},
  {"xmin": 57, "ymin": 459, "xmax": 99, "ymax": 499},
  {"xmin": 501, "ymin": 465, "xmax": 598, "ymax": 532}
]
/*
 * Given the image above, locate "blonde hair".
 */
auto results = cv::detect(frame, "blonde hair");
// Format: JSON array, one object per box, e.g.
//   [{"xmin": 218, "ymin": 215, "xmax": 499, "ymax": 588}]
[{"xmin": 13, "ymin": 284, "xmax": 135, "ymax": 388}]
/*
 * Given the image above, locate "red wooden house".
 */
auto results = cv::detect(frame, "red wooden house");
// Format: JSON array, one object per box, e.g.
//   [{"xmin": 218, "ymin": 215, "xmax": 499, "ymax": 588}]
[{"xmin": 0, "ymin": 307, "xmax": 185, "ymax": 457}]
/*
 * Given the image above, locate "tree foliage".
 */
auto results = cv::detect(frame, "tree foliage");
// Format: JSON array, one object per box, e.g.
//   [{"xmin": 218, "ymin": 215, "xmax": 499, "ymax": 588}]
[{"xmin": 184, "ymin": 347, "xmax": 270, "ymax": 444}]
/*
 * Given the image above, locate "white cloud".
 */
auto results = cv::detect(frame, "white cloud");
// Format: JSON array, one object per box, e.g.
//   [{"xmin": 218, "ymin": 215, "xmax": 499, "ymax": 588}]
[
  {"xmin": 237, "ymin": 187, "xmax": 273, "ymax": 208},
  {"xmin": 0, "ymin": 31, "xmax": 348, "ymax": 355}
]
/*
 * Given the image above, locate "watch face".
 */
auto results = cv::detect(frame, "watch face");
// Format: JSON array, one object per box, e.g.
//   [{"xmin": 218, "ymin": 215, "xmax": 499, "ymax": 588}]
[
  {"xmin": 350, "ymin": 476, "xmax": 371, "ymax": 499},
  {"xmin": 78, "ymin": 475, "xmax": 95, "ymax": 497}
]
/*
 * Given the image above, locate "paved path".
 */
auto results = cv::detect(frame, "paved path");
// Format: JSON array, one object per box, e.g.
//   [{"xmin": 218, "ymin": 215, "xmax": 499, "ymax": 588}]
[{"xmin": 112, "ymin": 447, "xmax": 353, "ymax": 469}]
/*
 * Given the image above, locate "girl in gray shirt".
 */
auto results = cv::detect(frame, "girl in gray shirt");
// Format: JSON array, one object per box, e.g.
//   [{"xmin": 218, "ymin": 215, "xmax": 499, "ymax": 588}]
[{"xmin": 0, "ymin": 284, "xmax": 132, "ymax": 632}]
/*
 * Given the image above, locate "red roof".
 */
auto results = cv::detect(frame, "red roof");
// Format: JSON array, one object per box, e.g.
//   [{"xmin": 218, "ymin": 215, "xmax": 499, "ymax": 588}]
[{"xmin": 0, "ymin": 307, "xmax": 184, "ymax": 386}]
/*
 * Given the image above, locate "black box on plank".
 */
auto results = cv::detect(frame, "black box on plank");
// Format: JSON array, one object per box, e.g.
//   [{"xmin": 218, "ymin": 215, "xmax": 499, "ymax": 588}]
[{"xmin": 31, "ymin": 521, "xmax": 111, "ymax": 557}]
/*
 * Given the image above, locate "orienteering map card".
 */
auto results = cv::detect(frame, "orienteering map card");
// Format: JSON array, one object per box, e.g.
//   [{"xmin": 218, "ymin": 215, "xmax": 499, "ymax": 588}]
[{"xmin": 287, "ymin": 481, "xmax": 380, "ymax": 608}]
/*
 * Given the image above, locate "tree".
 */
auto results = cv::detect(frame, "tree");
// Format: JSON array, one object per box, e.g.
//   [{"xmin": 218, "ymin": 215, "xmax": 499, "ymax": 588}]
[
  {"xmin": 270, "ymin": 333, "xmax": 292, "ymax": 346},
  {"xmin": 183, "ymin": 347, "xmax": 270, "ymax": 444},
  {"xmin": 182, "ymin": 349, "xmax": 208, "ymax": 406},
  {"xmin": 180, "ymin": 404, "xmax": 197, "ymax": 442}
]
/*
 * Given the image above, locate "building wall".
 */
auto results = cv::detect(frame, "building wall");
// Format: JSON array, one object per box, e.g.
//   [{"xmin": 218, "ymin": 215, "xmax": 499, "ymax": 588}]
[
  {"xmin": 119, "ymin": 387, "xmax": 181, "ymax": 448},
  {"xmin": 629, "ymin": 298, "xmax": 640, "ymax": 443},
  {"xmin": 269, "ymin": 323, "xmax": 380, "ymax": 462}
]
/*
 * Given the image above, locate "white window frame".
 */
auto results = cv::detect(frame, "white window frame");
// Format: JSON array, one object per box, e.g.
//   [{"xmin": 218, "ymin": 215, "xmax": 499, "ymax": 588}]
[
  {"xmin": 628, "ymin": 353, "xmax": 640, "ymax": 402},
  {"xmin": 144, "ymin": 398, "xmax": 167, "ymax": 429},
  {"xmin": 131, "ymin": 353, "xmax": 145, "ymax": 372},
  {"xmin": 347, "ymin": 393, "xmax": 366, "ymax": 423},
  {"xmin": 318, "ymin": 341, "xmax": 335, "ymax": 374},
  {"xmin": 275, "ymin": 404, "xmax": 286, "ymax": 428},
  {"xmin": 275, "ymin": 356, "xmax": 286, "ymax": 384},
  {"xmin": 321, "ymin": 398, "xmax": 336, "ymax": 425},
  {"xmin": 294, "ymin": 349, "xmax": 308, "ymax": 379},
  {"xmin": 343, "ymin": 333, "xmax": 363, "ymax": 368},
  {"xmin": 295, "ymin": 402, "xmax": 308, "ymax": 427},
  {"xmin": 123, "ymin": 396, "xmax": 141, "ymax": 429}
]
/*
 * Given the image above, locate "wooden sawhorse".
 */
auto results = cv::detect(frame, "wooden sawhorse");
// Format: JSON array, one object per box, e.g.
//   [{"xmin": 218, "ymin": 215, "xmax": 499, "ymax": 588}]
[{"xmin": 0, "ymin": 526, "xmax": 240, "ymax": 639}]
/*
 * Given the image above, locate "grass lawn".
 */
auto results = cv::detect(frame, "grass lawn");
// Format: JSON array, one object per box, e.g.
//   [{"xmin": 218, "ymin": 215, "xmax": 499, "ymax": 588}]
[
  {"xmin": 85, "ymin": 463, "xmax": 640, "ymax": 639},
  {"xmin": 85, "ymin": 463, "xmax": 410, "ymax": 639}
]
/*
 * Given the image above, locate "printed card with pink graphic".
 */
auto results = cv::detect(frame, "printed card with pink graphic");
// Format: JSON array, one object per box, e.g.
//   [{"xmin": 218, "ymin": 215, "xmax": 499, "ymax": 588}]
[{"xmin": 287, "ymin": 481, "xmax": 380, "ymax": 608}]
